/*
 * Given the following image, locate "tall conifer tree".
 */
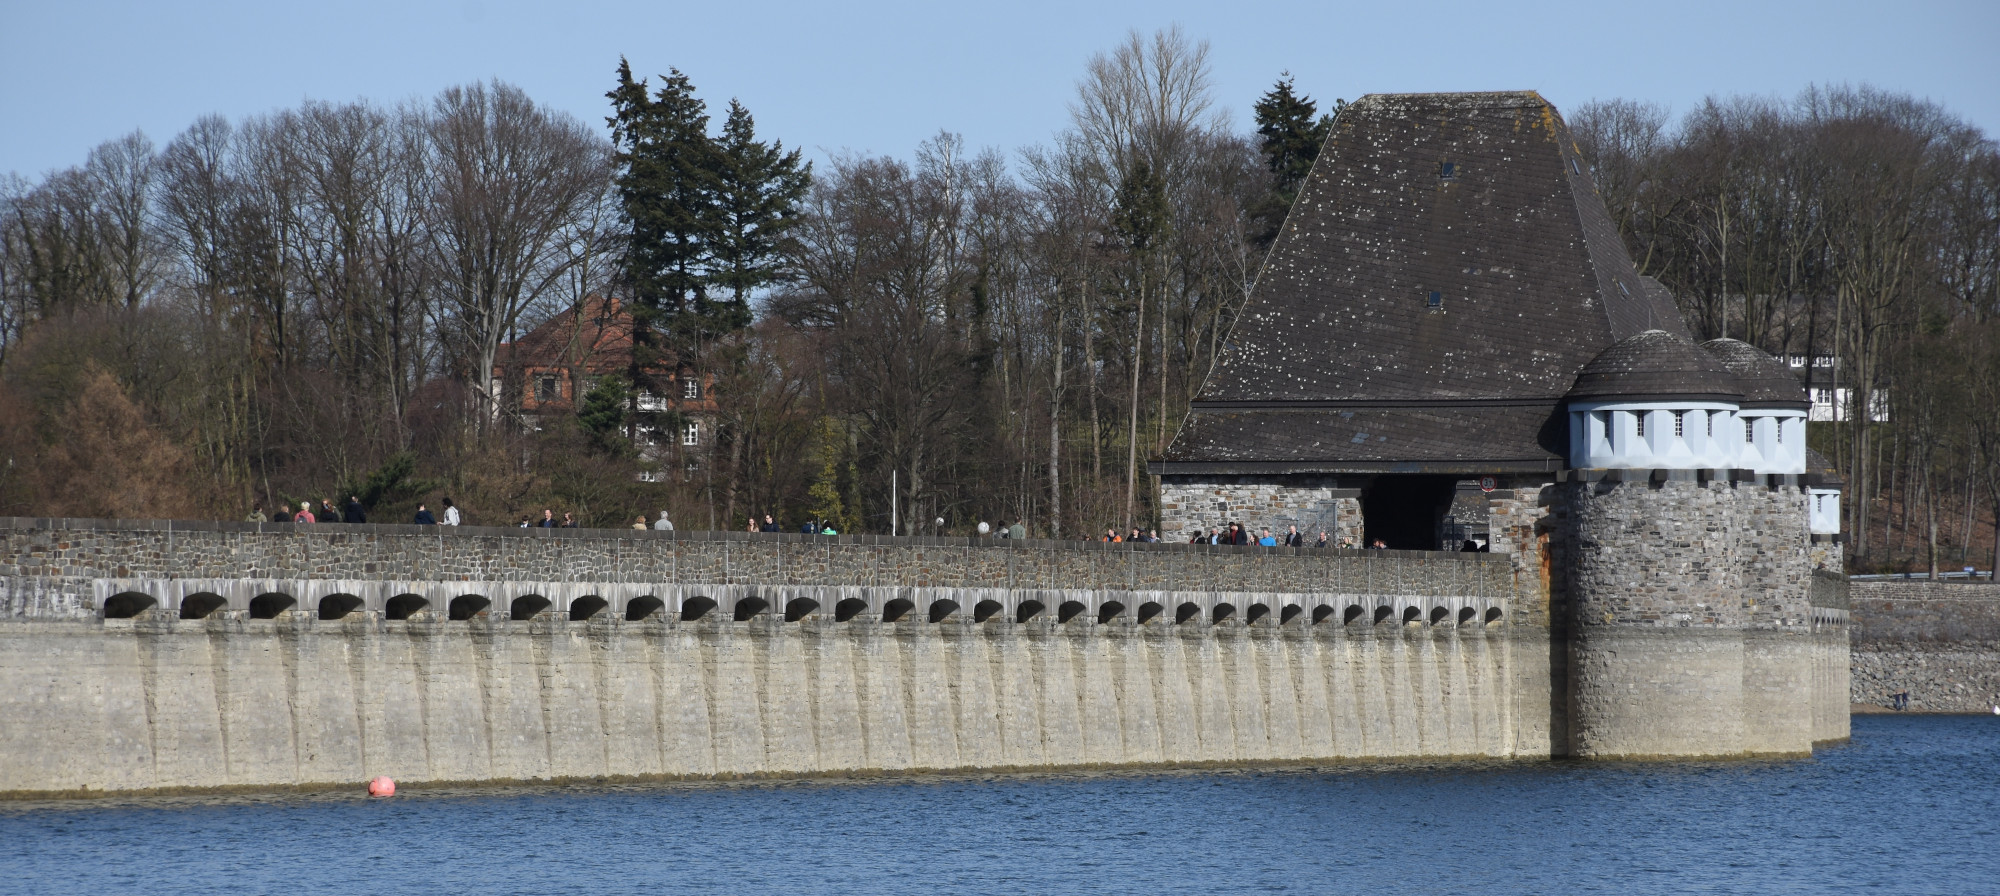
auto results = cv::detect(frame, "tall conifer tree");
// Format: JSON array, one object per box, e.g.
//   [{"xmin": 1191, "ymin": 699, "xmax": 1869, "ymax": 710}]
[
  {"xmin": 605, "ymin": 59, "xmax": 724, "ymax": 368},
  {"xmin": 1250, "ymin": 74, "xmax": 1337, "ymax": 248},
  {"xmin": 711, "ymin": 100, "xmax": 812, "ymax": 318}
]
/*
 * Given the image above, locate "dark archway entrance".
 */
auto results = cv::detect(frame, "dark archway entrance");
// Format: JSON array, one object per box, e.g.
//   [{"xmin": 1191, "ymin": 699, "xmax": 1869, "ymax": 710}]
[{"xmin": 1361, "ymin": 475, "xmax": 1457, "ymax": 550}]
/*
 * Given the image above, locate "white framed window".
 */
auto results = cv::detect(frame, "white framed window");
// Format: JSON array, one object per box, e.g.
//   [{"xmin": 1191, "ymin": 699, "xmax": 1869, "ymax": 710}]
[
  {"xmin": 682, "ymin": 421, "xmax": 700, "ymax": 446},
  {"xmin": 1673, "ymin": 412, "xmax": 1684, "ymax": 437},
  {"xmin": 682, "ymin": 378, "xmax": 700, "ymax": 399},
  {"xmin": 536, "ymin": 375, "xmax": 559, "ymax": 403}
]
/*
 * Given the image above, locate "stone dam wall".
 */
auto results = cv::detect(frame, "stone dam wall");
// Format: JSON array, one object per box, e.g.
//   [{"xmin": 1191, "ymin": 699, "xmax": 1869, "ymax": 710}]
[
  {"xmin": 0, "ymin": 520, "xmax": 1554, "ymax": 795},
  {"xmin": 1850, "ymin": 581, "xmax": 2000, "ymax": 713}
]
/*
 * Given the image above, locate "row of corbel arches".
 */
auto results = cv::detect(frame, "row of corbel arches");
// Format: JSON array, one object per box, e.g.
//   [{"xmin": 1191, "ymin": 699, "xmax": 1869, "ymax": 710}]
[{"xmin": 101, "ymin": 588, "xmax": 1505, "ymax": 629}]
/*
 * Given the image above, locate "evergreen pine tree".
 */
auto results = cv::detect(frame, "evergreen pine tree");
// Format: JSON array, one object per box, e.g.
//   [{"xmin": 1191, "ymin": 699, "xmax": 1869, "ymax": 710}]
[
  {"xmin": 605, "ymin": 59, "xmax": 726, "ymax": 366},
  {"xmin": 576, "ymin": 376, "xmax": 632, "ymax": 456},
  {"xmin": 711, "ymin": 100, "xmax": 811, "ymax": 322},
  {"xmin": 1250, "ymin": 74, "xmax": 1338, "ymax": 248}
]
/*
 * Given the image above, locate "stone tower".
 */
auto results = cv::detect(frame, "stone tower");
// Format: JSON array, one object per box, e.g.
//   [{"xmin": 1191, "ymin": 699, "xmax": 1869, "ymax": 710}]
[{"xmin": 1561, "ymin": 330, "xmax": 1822, "ymax": 757}]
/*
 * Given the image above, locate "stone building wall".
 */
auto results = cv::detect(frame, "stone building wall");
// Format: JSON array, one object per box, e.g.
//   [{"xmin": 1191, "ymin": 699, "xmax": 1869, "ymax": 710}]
[
  {"xmin": 1485, "ymin": 484, "xmax": 1562, "ymax": 628},
  {"xmin": 1159, "ymin": 477, "xmax": 1361, "ymax": 545}
]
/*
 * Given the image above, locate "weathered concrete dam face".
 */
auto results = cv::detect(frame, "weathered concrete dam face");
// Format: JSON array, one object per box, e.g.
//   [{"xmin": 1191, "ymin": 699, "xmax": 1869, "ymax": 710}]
[{"xmin": 0, "ymin": 520, "xmax": 1559, "ymax": 795}]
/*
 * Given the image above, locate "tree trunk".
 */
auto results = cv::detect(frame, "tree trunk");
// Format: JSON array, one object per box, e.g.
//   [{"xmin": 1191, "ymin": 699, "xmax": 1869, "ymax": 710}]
[
  {"xmin": 1048, "ymin": 297, "xmax": 1065, "ymax": 538},
  {"xmin": 1125, "ymin": 283, "xmax": 1144, "ymax": 529}
]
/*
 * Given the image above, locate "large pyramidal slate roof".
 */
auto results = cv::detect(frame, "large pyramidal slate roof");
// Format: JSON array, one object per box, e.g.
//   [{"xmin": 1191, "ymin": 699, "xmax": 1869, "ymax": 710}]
[{"xmin": 1158, "ymin": 91, "xmax": 1689, "ymax": 474}]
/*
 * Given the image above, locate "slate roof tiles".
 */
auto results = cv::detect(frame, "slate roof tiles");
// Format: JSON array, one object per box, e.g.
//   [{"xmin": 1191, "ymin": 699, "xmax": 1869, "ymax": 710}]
[{"xmin": 1160, "ymin": 91, "xmax": 1699, "ymax": 474}]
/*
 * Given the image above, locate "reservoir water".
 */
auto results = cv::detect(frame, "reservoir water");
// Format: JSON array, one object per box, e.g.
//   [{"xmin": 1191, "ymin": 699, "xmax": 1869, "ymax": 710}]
[{"xmin": 2, "ymin": 714, "xmax": 1993, "ymax": 895}]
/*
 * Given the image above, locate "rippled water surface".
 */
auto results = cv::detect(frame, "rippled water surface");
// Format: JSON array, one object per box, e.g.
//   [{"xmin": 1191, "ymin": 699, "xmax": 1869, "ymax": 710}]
[{"xmin": 3, "ymin": 715, "xmax": 1994, "ymax": 895}]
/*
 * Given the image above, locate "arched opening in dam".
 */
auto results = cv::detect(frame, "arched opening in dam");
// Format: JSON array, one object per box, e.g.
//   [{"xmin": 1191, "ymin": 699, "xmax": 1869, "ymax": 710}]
[
  {"xmin": 681, "ymin": 596, "xmax": 717, "ymax": 622},
  {"xmin": 834, "ymin": 598, "xmax": 866, "ymax": 622},
  {"xmin": 1281, "ymin": 604, "xmax": 1303, "ymax": 624},
  {"xmin": 1431, "ymin": 606, "xmax": 1452, "ymax": 626},
  {"xmin": 927, "ymin": 599, "xmax": 959, "ymax": 623},
  {"xmin": 1245, "ymin": 603, "xmax": 1270, "ymax": 625},
  {"xmin": 733, "ymin": 597, "xmax": 769, "ymax": 621},
  {"xmin": 784, "ymin": 598, "xmax": 819, "ymax": 622},
  {"xmin": 1057, "ymin": 600, "xmax": 1086, "ymax": 623},
  {"xmin": 882, "ymin": 598, "xmax": 914, "ymax": 623},
  {"xmin": 973, "ymin": 600, "xmax": 1002, "ymax": 622},
  {"xmin": 1098, "ymin": 601, "xmax": 1126, "ymax": 624},
  {"xmin": 447, "ymin": 595, "xmax": 489, "ymax": 620},
  {"xmin": 626, "ymin": 596, "xmax": 665, "ymax": 621},
  {"xmin": 103, "ymin": 592, "xmax": 155, "ymax": 618},
  {"xmin": 1485, "ymin": 607, "xmax": 1504, "ymax": 625},
  {"xmin": 1345, "ymin": 605, "xmax": 1366, "ymax": 625},
  {"xmin": 1402, "ymin": 606, "xmax": 1423, "ymax": 625},
  {"xmin": 180, "ymin": 593, "xmax": 227, "ymax": 619},
  {"xmin": 1373, "ymin": 606, "xmax": 1395, "ymax": 625},
  {"xmin": 249, "ymin": 593, "xmax": 296, "ymax": 619},
  {"xmin": 1016, "ymin": 600, "xmax": 1045, "ymax": 623},
  {"xmin": 319, "ymin": 594, "xmax": 364, "ymax": 620},
  {"xmin": 386, "ymin": 594, "xmax": 428, "ymax": 620},
  {"xmin": 1136, "ymin": 601, "xmax": 1163, "ymax": 624},
  {"xmin": 1211, "ymin": 603, "xmax": 1236, "ymax": 624},
  {"xmin": 1176, "ymin": 602, "xmax": 1200, "ymax": 624},
  {"xmin": 510, "ymin": 596, "xmax": 552, "ymax": 620},
  {"xmin": 570, "ymin": 596, "xmax": 609, "ymax": 621},
  {"xmin": 1313, "ymin": 605, "xmax": 1338, "ymax": 624},
  {"xmin": 1458, "ymin": 607, "xmax": 1478, "ymax": 625}
]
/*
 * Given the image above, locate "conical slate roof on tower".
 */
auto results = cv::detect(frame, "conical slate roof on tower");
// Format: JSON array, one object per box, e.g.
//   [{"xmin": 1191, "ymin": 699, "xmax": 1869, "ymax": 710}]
[
  {"xmin": 1156, "ymin": 91, "xmax": 1691, "ymax": 474},
  {"xmin": 1700, "ymin": 338, "xmax": 1809, "ymax": 407},
  {"xmin": 1567, "ymin": 329, "xmax": 1743, "ymax": 401}
]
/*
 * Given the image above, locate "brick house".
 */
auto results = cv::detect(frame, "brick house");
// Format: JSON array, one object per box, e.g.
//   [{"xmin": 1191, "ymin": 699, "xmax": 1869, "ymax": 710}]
[{"xmin": 491, "ymin": 295, "xmax": 716, "ymax": 467}]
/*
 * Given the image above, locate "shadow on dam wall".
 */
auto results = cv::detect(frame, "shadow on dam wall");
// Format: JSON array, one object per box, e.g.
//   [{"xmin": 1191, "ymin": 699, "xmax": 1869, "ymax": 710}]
[{"xmin": 0, "ymin": 519, "xmax": 1560, "ymax": 794}]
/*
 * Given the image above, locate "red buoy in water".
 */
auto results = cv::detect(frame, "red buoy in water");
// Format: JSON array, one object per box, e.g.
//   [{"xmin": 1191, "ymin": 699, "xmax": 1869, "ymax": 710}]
[{"xmin": 368, "ymin": 776, "xmax": 395, "ymax": 797}]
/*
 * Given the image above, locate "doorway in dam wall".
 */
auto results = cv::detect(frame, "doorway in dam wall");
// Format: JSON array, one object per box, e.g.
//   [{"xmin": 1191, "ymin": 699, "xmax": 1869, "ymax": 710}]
[{"xmin": 1361, "ymin": 475, "xmax": 1457, "ymax": 550}]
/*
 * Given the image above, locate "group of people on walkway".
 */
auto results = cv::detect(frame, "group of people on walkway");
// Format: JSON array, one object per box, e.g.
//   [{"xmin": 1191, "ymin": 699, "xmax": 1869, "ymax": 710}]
[
  {"xmin": 1184, "ymin": 523, "xmax": 1344, "ymax": 548},
  {"xmin": 1101, "ymin": 527, "xmax": 1165, "ymax": 542},
  {"xmin": 247, "ymin": 497, "xmax": 460, "ymax": 526},
  {"xmin": 745, "ymin": 513, "xmax": 839, "ymax": 535}
]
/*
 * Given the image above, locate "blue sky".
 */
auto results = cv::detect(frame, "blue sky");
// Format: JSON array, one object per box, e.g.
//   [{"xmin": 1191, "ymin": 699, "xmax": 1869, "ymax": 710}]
[{"xmin": 4, "ymin": 0, "xmax": 1997, "ymax": 178}]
